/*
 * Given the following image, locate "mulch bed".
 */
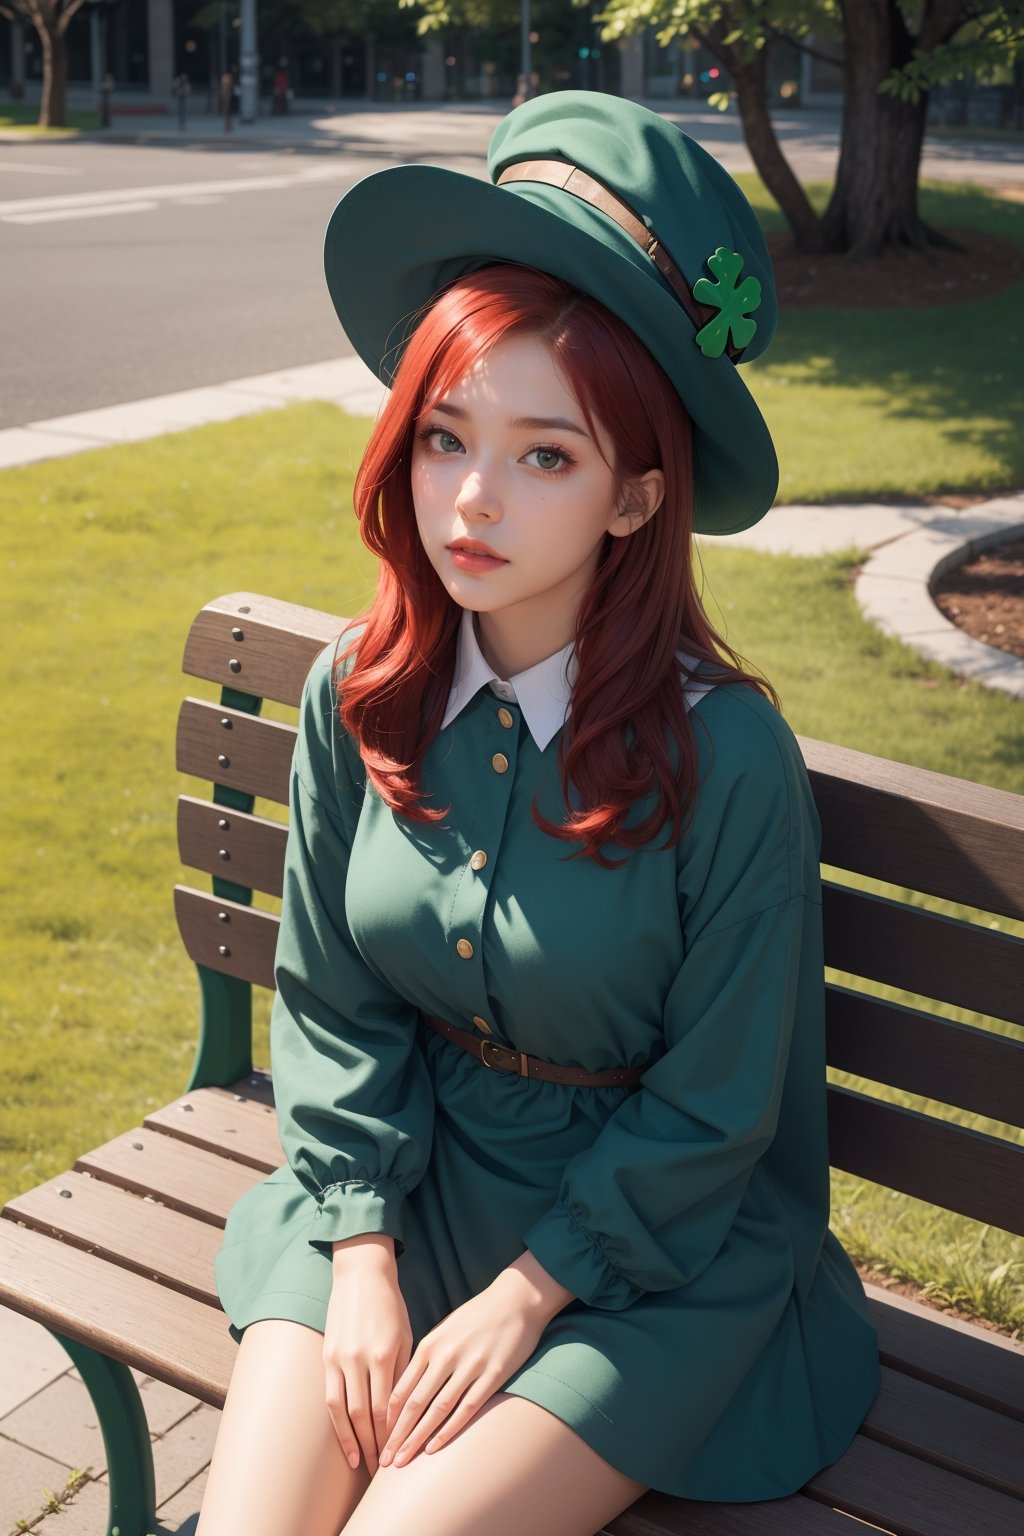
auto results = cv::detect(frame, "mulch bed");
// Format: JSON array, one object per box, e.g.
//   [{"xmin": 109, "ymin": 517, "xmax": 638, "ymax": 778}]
[
  {"xmin": 853, "ymin": 1259, "xmax": 1022, "ymax": 1344},
  {"xmin": 931, "ymin": 536, "xmax": 1024, "ymax": 659},
  {"xmin": 769, "ymin": 226, "xmax": 1024, "ymax": 309}
]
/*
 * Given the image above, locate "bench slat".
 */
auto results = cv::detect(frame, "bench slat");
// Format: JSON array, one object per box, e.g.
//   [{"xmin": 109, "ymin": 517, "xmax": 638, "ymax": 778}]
[
  {"xmin": 4, "ymin": 1172, "xmax": 222, "ymax": 1306},
  {"xmin": 75, "ymin": 1127, "xmax": 262, "ymax": 1224},
  {"xmin": 867, "ymin": 1283, "xmax": 1024, "ymax": 1421},
  {"xmin": 183, "ymin": 592, "xmax": 347, "ymax": 706},
  {"xmin": 802, "ymin": 736, "xmax": 1024, "ymax": 924},
  {"xmin": 823, "ymin": 882, "xmax": 1023, "ymax": 1026},
  {"xmin": 144, "ymin": 1086, "xmax": 282, "ymax": 1171},
  {"xmin": 865, "ymin": 1363, "xmax": 1023, "ymax": 1498},
  {"xmin": 807, "ymin": 1429, "xmax": 1024, "ymax": 1536},
  {"xmin": 829, "ymin": 1087, "xmax": 1024, "ymax": 1236},
  {"xmin": 605, "ymin": 1489, "xmax": 863, "ymax": 1534},
  {"xmin": 176, "ymin": 697, "xmax": 296, "ymax": 804},
  {"xmin": 174, "ymin": 885, "xmax": 279, "ymax": 991},
  {"xmin": 178, "ymin": 796, "xmax": 287, "ymax": 898},
  {"xmin": 231, "ymin": 1067, "xmax": 274, "ymax": 1105},
  {"xmin": 827, "ymin": 987, "xmax": 1024, "ymax": 1129},
  {"xmin": 0, "ymin": 1219, "xmax": 236, "ymax": 1407}
]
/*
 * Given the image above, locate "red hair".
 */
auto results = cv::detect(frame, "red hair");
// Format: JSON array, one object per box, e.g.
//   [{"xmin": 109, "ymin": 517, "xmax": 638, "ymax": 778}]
[{"xmin": 338, "ymin": 264, "xmax": 778, "ymax": 866}]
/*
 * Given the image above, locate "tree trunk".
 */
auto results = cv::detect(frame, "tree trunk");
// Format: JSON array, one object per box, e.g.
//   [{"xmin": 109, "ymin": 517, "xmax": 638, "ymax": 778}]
[
  {"xmin": 820, "ymin": 0, "xmax": 946, "ymax": 255},
  {"xmin": 38, "ymin": 22, "xmax": 68, "ymax": 129},
  {"xmin": 729, "ymin": 46, "xmax": 826, "ymax": 254}
]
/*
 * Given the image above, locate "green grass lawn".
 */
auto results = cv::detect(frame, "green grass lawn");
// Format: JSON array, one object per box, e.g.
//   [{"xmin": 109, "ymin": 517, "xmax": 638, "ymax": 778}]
[
  {"xmin": 736, "ymin": 177, "xmax": 1024, "ymax": 502},
  {"xmin": 0, "ymin": 102, "xmax": 100, "ymax": 134},
  {"xmin": 3, "ymin": 180, "xmax": 1023, "ymax": 1336}
]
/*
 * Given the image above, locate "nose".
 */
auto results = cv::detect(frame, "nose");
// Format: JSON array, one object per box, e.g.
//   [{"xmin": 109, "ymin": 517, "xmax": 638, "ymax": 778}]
[{"xmin": 454, "ymin": 470, "xmax": 502, "ymax": 522}]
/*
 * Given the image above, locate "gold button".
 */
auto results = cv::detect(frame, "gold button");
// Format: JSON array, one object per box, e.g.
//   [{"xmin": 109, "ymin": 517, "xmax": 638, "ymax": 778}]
[
  {"xmin": 472, "ymin": 1015, "xmax": 493, "ymax": 1035},
  {"xmin": 497, "ymin": 707, "xmax": 514, "ymax": 729},
  {"xmin": 470, "ymin": 850, "xmax": 487, "ymax": 871},
  {"xmin": 492, "ymin": 753, "xmax": 509, "ymax": 773},
  {"xmin": 456, "ymin": 938, "xmax": 474, "ymax": 960}
]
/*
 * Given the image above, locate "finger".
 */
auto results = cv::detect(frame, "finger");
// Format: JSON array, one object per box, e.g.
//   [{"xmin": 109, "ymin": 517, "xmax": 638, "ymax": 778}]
[
  {"xmin": 386, "ymin": 1370, "xmax": 463, "ymax": 1466},
  {"xmin": 369, "ymin": 1357, "xmax": 396, "ymax": 1463},
  {"xmin": 344, "ymin": 1373, "xmax": 380, "ymax": 1475},
  {"xmin": 323, "ymin": 1368, "xmax": 362, "ymax": 1471},
  {"xmin": 381, "ymin": 1362, "xmax": 450, "ymax": 1463},
  {"xmin": 422, "ymin": 1379, "xmax": 495, "ymax": 1456},
  {"xmin": 385, "ymin": 1337, "xmax": 415, "ymax": 1439},
  {"xmin": 383, "ymin": 1350, "xmax": 430, "ymax": 1449}
]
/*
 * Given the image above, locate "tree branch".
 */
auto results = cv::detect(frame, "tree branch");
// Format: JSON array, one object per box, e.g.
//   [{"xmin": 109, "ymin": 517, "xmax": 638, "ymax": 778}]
[
  {"xmin": 919, "ymin": 0, "xmax": 980, "ymax": 51},
  {"xmin": 763, "ymin": 21, "xmax": 842, "ymax": 68}
]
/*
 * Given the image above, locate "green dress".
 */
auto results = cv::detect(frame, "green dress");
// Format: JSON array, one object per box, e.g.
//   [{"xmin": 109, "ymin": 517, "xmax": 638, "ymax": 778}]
[{"xmin": 215, "ymin": 634, "xmax": 881, "ymax": 1502}]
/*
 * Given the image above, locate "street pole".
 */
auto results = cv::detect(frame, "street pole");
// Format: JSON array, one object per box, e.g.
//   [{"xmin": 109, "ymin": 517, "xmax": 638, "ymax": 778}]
[
  {"xmin": 520, "ymin": 0, "xmax": 531, "ymax": 102},
  {"xmin": 89, "ymin": 6, "xmax": 101, "ymax": 98},
  {"xmin": 240, "ymin": 0, "xmax": 257, "ymax": 123}
]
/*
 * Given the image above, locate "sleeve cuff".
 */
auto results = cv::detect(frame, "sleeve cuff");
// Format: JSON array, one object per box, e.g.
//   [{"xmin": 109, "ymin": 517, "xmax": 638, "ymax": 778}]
[
  {"xmin": 308, "ymin": 1177, "xmax": 407, "ymax": 1258},
  {"xmin": 523, "ymin": 1203, "xmax": 644, "ymax": 1312}
]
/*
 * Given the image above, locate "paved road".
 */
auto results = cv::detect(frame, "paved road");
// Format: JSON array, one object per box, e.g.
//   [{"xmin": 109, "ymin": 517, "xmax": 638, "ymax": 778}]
[{"xmin": 2, "ymin": 101, "xmax": 1020, "ymax": 430}]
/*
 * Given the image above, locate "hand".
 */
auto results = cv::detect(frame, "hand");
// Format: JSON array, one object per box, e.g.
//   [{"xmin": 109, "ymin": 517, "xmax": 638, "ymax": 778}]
[
  {"xmin": 323, "ymin": 1238, "xmax": 413, "ymax": 1476},
  {"xmin": 379, "ymin": 1256, "xmax": 572, "ymax": 1468}
]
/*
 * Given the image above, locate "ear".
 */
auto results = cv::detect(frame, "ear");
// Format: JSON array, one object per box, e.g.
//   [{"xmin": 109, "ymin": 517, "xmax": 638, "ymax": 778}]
[{"xmin": 607, "ymin": 468, "xmax": 665, "ymax": 539}]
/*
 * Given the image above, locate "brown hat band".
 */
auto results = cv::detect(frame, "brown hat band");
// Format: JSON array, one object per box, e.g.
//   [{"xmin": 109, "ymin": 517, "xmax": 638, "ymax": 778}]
[{"xmin": 495, "ymin": 157, "xmax": 745, "ymax": 362}]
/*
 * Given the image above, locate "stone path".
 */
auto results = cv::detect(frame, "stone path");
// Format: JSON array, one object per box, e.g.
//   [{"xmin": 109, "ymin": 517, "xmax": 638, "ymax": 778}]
[{"xmin": 0, "ymin": 1304, "xmax": 211, "ymax": 1534}]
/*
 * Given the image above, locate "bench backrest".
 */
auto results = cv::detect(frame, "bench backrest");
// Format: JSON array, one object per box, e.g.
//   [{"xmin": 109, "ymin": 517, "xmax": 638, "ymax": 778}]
[{"xmin": 176, "ymin": 593, "xmax": 1024, "ymax": 1240}]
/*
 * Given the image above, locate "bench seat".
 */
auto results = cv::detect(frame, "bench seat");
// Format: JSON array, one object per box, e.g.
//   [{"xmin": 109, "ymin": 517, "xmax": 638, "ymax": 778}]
[
  {"xmin": 3, "ymin": 592, "xmax": 1022, "ymax": 1534},
  {"xmin": 3, "ymin": 1075, "xmax": 1022, "ymax": 1536}
]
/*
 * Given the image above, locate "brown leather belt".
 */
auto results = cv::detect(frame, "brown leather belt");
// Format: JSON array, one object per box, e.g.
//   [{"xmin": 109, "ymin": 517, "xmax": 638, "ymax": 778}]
[{"xmin": 420, "ymin": 1011, "xmax": 648, "ymax": 1089}]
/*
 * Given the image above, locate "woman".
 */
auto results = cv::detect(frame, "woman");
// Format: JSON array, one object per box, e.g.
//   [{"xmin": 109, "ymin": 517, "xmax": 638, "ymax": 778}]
[{"xmin": 198, "ymin": 91, "xmax": 881, "ymax": 1536}]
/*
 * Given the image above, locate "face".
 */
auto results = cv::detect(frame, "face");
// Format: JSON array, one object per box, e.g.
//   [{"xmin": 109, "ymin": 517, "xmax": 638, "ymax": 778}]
[{"xmin": 410, "ymin": 331, "xmax": 663, "ymax": 673}]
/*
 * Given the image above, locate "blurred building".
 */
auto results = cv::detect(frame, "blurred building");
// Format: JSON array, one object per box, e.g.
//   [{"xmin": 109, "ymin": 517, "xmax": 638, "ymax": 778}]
[{"xmin": 1, "ymin": 4, "xmax": 1017, "ymax": 125}]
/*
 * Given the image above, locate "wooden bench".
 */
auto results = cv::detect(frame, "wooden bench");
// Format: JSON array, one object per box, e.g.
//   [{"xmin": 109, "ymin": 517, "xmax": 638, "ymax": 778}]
[{"xmin": 2, "ymin": 590, "xmax": 1023, "ymax": 1536}]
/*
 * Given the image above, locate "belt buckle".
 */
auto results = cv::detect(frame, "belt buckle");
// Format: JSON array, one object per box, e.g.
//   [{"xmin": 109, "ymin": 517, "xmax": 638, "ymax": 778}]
[{"xmin": 480, "ymin": 1038, "xmax": 524, "ymax": 1075}]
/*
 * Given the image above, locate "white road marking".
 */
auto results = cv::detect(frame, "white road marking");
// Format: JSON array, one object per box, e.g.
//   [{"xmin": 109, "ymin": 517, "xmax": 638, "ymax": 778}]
[
  {"xmin": 4, "ymin": 200, "xmax": 159, "ymax": 223},
  {"xmin": 0, "ymin": 160, "xmax": 364, "ymax": 219},
  {"xmin": 0, "ymin": 160, "xmax": 83, "ymax": 175}
]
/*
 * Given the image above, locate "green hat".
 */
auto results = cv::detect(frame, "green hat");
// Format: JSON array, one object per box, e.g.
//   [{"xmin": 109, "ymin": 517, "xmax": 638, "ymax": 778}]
[{"xmin": 323, "ymin": 90, "xmax": 778, "ymax": 535}]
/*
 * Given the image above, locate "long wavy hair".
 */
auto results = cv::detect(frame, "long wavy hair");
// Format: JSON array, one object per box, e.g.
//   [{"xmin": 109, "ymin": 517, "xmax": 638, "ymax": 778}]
[{"xmin": 337, "ymin": 263, "xmax": 779, "ymax": 866}]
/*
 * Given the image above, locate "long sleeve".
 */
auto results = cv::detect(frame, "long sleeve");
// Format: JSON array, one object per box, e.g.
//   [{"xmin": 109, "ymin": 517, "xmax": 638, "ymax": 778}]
[
  {"xmin": 522, "ymin": 687, "xmax": 823, "ymax": 1310},
  {"xmin": 270, "ymin": 640, "xmax": 435, "ymax": 1257}
]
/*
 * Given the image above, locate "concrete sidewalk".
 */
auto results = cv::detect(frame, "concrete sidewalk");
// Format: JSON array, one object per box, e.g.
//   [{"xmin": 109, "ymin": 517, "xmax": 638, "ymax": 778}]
[
  {"xmin": 3, "ymin": 351, "xmax": 1022, "ymax": 698},
  {"xmin": 1, "ymin": 1304, "xmax": 212, "ymax": 1534}
]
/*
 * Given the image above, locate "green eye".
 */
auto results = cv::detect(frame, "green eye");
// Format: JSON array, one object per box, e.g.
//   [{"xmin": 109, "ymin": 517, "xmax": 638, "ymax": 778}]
[{"xmin": 438, "ymin": 431, "xmax": 461, "ymax": 453}]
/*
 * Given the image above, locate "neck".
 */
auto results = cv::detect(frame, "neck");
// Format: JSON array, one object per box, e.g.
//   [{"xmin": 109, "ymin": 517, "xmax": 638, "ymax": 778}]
[{"xmin": 474, "ymin": 606, "xmax": 575, "ymax": 680}]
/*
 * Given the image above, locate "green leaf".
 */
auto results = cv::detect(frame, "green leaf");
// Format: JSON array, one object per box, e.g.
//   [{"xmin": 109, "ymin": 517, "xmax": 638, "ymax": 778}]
[{"xmin": 692, "ymin": 246, "xmax": 762, "ymax": 358}]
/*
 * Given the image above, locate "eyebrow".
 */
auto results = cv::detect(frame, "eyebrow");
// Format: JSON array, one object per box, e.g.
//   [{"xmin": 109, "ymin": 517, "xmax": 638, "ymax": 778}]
[{"xmin": 430, "ymin": 400, "xmax": 591, "ymax": 439}]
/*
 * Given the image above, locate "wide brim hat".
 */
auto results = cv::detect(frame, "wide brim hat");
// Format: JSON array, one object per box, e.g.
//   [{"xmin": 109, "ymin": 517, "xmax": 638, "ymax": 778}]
[{"xmin": 323, "ymin": 90, "xmax": 778, "ymax": 536}]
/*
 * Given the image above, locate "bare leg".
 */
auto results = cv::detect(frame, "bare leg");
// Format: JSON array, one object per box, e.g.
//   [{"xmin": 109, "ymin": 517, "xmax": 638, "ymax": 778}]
[
  {"xmin": 196, "ymin": 1319, "xmax": 372, "ymax": 1536},
  {"xmin": 340, "ymin": 1391, "xmax": 648, "ymax": 1536}
]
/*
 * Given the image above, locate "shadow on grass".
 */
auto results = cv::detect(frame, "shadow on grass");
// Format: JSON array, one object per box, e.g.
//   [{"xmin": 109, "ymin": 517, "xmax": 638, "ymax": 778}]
[{"xmin": 742, "ymin": 184, "xmax": 1024, "ymax": 491}]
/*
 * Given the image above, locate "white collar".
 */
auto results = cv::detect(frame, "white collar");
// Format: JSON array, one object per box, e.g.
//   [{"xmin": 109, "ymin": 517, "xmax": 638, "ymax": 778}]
[
  {"xmin": 440, "ymin": 609, "xmax": 718, "ymax": 752},
  {"xmin": 441, "ymin": 609, "xmax": 577, "ymax": 751}
]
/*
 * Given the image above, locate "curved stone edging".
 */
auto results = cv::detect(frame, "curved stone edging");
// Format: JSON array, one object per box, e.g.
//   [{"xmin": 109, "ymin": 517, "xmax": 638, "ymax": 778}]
[{"xmin": 853, "ymin": 494, "xmax": 1024, "ymax": 699}]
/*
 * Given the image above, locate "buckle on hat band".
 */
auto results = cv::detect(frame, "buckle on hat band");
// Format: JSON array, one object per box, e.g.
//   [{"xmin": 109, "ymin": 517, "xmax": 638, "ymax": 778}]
[{"xmin": 495, "ymin": 158, "xmax": 747, "ymax": 362}]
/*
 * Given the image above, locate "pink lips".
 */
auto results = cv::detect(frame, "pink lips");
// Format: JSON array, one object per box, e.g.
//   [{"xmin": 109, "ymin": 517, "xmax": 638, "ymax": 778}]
[{"xmin": 447, "ymin": 538, "xmax": 508, "ymax": 572}]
